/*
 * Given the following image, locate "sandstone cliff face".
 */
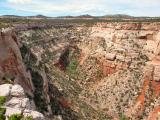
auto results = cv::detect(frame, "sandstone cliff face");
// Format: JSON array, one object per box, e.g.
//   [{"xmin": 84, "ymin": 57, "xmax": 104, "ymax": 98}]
[
  {"xmin": 0, "ymin": 28, "xmax": 46, "ymax": 119},
  {"xmin": 0, "ymin": 28, "xmax": 34, "ymax": 97},
  {"xmin": 79, "ymin": 23, "xmax": 160, "ymax": 120},
  {"xmin": 0, "ymin": 27, "xmax": 82, "ymax": 120},
  {"xmin": 78, "ymin": 23, "xmax": 160, "ymax": 119}
]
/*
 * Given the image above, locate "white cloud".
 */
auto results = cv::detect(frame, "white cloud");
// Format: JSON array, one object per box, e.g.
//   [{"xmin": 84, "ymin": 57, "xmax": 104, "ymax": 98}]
[
  {"xmin": 117, "ymin": 0, "xmax": 160, "ymax": 7},
  {"xmin": 8, "ymin": 0, "xmax": 32, "ymax": 4},
  {"xmin": 7, "ymin": 0, "xmax": 100, "ymax": 14},
  {"xmin": 5, "ymin": 0, "xmax": 160, "ymax": 16}
]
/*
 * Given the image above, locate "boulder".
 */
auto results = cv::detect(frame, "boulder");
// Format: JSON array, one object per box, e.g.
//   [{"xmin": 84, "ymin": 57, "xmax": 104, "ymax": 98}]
[
  {"xmin": 23, "ymin": 110, "xmax": 45, "ymax": 120},
  {"xmin": 5, "ymin": 97, "xmax": 31, "ymax": 109},
  {"xmin": 0, "ymin": 84, "xmax": 12, "ymax": 97},
  {"xmin": 5, "ymin": 107, "xmax": 22, "ymax": 117},
  {"xmin": 11, "ymin": 84, "xmax": 25, "ymax": 97},
  {"xmin": 31, "ymin": 111, "xmax": 45, "ymax": 120},
  {"xmin": 105, "ymin": 53, "xmax": 116, "ymax": 61}
]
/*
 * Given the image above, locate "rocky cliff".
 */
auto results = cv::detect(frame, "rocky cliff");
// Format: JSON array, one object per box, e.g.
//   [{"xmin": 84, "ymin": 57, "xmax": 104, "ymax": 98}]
[
  {"xmin": 0, "ymin": 28, "xmax": 45, "ymax": 119},
  {"xmin": 0, "ymin": 22, "xmax": 160, "ymax": 120},
  {"xmin": 0, "ymin": 28, "xmax": 34, "ymax": 96}
]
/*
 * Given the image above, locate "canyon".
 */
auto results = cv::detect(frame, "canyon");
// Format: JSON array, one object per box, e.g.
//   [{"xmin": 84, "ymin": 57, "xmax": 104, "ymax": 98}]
[{"xmin": 0, "ymin": 20, "xmax": 160, "ymax": 120}]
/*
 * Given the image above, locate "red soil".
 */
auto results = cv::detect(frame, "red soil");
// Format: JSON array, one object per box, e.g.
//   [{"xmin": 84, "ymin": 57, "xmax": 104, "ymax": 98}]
[
  {"xmin": 147, "ymin": 106, "xmax": 160, "ymax": 120},
  {"xmin": 137, "ymin": 79, "xmax": 149, "ymax": 108},
  {"xmin": 58, "ymin": 96, "xmax": 71, "ymax": 109},
  {"xmin": 151, "ymin": 80, "xmax": 160, "ymax": 97}
]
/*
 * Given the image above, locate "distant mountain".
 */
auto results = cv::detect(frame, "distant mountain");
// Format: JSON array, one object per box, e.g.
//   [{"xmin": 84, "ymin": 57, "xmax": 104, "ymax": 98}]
[
  {"xmin": 57, "ymin": 14, "xmax": 95, "ymax": 19},
  {"xmin": 77, "ymin": 14, "xmax": 95, "ymax": 18},
  {"xmin": 28, "ymin": 14, "xmax": 49, "ymax": 18},
  {"xmin": 0, "ymin": 14, "xmax": 159, "ymax": 20},
  {"xmin": 56, "ymin": 14, "xmax": 134, "ymax": 19},
  {"xmin": 101, "ymin": 14, "xmax": 134, "ymax": 19},
  {"xmin": 2, "ymin": 15, "xmax": 22, "ymax": 18},
  {"xmin": 0, "ymin": 14, "xmax": 50, "ymax": 19}
]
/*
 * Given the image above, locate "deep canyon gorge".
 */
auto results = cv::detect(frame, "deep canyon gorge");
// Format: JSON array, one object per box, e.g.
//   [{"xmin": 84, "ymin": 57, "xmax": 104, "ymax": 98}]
[{"xmin": 0, "ymin": 20, "xmax": 160, "ymax": 120}]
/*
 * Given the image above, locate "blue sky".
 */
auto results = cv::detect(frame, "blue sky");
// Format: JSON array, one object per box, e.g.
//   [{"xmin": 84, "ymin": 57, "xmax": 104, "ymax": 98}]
[{"xmin": 0, "ymin": 0, "xmax": 160, "ymax": 17}]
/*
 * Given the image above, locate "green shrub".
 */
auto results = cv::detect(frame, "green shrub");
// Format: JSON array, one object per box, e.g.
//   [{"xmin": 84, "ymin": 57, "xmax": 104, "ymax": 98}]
[
  {"xmin": 0, "ymin": 96, "xmax": 6, "ymax": 106},
  {"xmin": 0, "ymin": 108, "xmax": 6, "ymax": 120},
  {"xmin": 119, "ymin": 113, "xmax": 130, "ymax": 120},
  {"xmin": 8, "ymin": 114, "xmax": 23, "ymax": 120},
  {"xmin": 8, "ymin": 114, "xmax": 33, "ymax": 120},
  {"xmin": 66, "ymin": 60, "xmax": 78, "ymax": 75}
]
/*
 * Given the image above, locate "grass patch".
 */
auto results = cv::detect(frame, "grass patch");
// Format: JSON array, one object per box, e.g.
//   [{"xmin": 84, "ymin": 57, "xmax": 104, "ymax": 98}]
[
  {"xmin": 0, "ymin": 96, "xmax": 6, "ymax": 120},
  {"xmin": 21, "ymin": 116, "xmax": 33, "ymax": 120},
  {"xmin": 119, "ymin": 113, "xmax": 130, "ymax": 120},
  {"xmin": 8, "ymin": 114, "xmax": 23, "ymax": 120},
  {"xmin": 8, "ymin": 114, "xmax": 33, "ymax": 120},
  {"xmin": 0, "ymin": 96, "xmax": 6, "ymax": 106},
  {"xmin": 0, "ymin": 108, "xmax": 6, "ymax": 120},
  {"xmin": 66, "ymin": 60, "xmax": 78, "ymax": 75}
]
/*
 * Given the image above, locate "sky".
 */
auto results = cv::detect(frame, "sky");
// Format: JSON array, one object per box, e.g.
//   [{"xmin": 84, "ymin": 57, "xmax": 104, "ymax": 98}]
[{"xmin": 0, "ymin": 0, "xmax": 160, "ymax": 17}]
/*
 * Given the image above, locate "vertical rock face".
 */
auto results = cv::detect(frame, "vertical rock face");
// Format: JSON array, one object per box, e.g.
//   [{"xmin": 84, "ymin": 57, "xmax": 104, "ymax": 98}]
[{"xmin": 0, "ymin": 28, "xmax": 34, "ymax": 97}]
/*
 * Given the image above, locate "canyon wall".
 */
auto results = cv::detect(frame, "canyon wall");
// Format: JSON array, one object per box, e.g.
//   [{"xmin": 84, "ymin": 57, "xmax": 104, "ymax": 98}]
[
  {"xmin": 79, "ymin": 22, "xmax": 160, "ymax": 120},
  {"xmin": 0, "ymin": 28, "xmax": 34, "ymax": 97},
  {"xmin": 0, "ymin": 22, "xmax": 160, "ymax": 120}
]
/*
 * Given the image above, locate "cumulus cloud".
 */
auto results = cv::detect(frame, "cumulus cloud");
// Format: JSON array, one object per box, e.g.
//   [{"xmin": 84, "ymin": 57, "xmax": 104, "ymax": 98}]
[
  {"xmin": 6, "ymin": 0, "xmax": 99, "ymax": 14},
  {"xmin": 5, "ymin": 0, "xmax": 160, "ymax": 16}
]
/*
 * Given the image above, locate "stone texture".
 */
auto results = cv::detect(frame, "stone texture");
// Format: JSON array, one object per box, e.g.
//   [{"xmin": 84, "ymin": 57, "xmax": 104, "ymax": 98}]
[
  {"xmin": 105, "ymin": 53, "xmax": 116, "ymax": 61},
  {"xmin": 11, "ymin": 84, "xmax": 25, "ymax": 97},
  {"xmin": 31, "ymin": 111, "xmax": 45, "ymax": 120},
  {"xmin": 154, "ymin": 65, "xmax": 160, "ymax": 81},
  {"xmin": 5, "ymin": 97, "xmax": 31, "ymax": 109},
  {"xmin": 0, "ymin": 83, "xmax": 44, "ymax": 120},
  {"xmin": 0, "ymin": 84, "xmax": 12, "ymax": 96},
  {"xmin": 116, "ymin": 55, "xmax": 125, "ymax": 62},
  {"xmin": 23, "ymin": 110, "xmax": 45, "ymax": 120},
  {"xmin": 5, "ymin": 107, "xmax": 22, "ymax": 117}
]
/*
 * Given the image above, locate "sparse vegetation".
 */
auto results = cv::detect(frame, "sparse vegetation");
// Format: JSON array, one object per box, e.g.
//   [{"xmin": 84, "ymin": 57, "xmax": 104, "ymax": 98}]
[
  {"xmin": 0, "ymin": 96, "xmax": 6, "ymax": 120},
  {"xmin": 0, "ymin": 96, "xmax": 6, "ymax": 106},
  {"xmin": 8, "ymin": 114, "xmax": 33, "ymax": 120},
  {"xmin": 0, "ymin": 108, "xmax": 6, "ymax": 120},
  {"xmin": 67, "ymin": 60, "xmax": 78, "ymax": 75},
  {"xmin": 119, "ymin": 114, "xmax": 130, "ymax": 120},
  {"xmin": 21, "ymin": 116, "xmax": 33, "ymax": 120},
  {"xmin": 0, "ymin": 22, "xmax": 9, "ymax": 29},
  {"xmin": 8, "ymin": 114, "xmax": 23, "ymax": 120}
]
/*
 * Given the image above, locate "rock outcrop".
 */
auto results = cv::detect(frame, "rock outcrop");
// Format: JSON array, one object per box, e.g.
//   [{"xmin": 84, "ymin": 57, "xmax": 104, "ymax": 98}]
[
  {"xmin": 0, "ymin": 84, "xmax": 44, "ymax": 120},
  {"xmin": 0, "ymin": 28, "xmax": 34, "ymax": 97}
]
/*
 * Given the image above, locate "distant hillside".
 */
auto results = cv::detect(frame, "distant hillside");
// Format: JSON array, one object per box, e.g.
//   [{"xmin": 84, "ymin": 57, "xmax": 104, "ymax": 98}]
[
  {"xmin": 28, "ymin": 14, "xmax": 50, "ymax": 19},
  {"xmin": 101, "ymin": 14, "xmax": 134, "ymax": 19},
  {"xmin": 2, "ymin": 15, "xmax": 21, "ymax": 18},
  {"xmin": 0, "ymin": 14, "xmax": 160, "ymax": 20}
]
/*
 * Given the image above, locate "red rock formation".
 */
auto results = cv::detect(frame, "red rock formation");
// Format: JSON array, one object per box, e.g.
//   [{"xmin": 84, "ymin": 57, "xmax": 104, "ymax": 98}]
[
  {"xmin": 0, "ymin": 28, "xmax": 34, "ymax": 97},
  {"xmin": 147, "ymin": 106, "xmax": 160, "ymax": 120},
  {"xmin": 127, "ymin": 62, "xmax": 160, "ymax": 119}
]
